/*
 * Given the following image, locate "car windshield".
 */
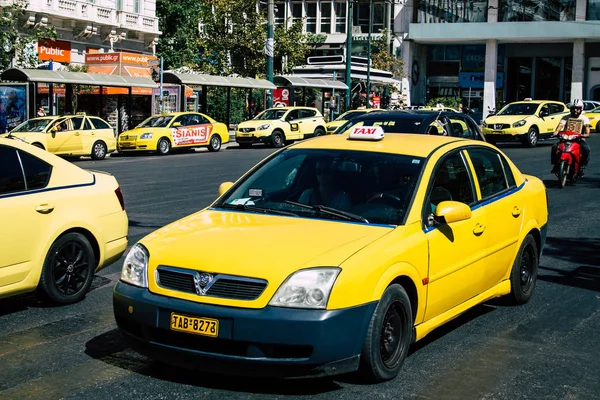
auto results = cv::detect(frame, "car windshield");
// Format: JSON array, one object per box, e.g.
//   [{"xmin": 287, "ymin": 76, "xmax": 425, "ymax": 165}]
[
  {"xmin": 334, "ymin": 115, "xmax": 430, "ymax": 135},
  {"xmin": 335, "ymin": 111, "xmax": 367, "ymax": 121},
  {"xmin": 215, "ymin": 148, "xmax": 425, "ymax": 226},
  {"xmin": 138, "ymin": 116, "xmax": 174, "ymax": 128},
  {"xmin": 254, "ymin": 109, "xmax": 287, "ymax": 120},
  {"xmin": 497, "ymin": 103, "xmax": 539, "ymax": 116},
  {"xmin": 10, "ymin": 118, "xmax": 55, "ymax": 133}
]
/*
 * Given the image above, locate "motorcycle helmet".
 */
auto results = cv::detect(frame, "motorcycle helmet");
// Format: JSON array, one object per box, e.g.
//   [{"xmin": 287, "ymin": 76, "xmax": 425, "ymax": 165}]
[{"xmin": 570, "ymin": 98, "xmax": 584, "ymax": 111}]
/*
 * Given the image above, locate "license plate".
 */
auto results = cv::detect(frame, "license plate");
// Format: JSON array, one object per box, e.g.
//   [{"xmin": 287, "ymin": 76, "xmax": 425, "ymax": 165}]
[
  {"xmin": 493, "ymin": 131, "xmax": 502, "ymax": 134},
  {"xmin": 238, "ymin": 133, "xmax": 250, "ymax": 137},
  {"xmin": 170, "ymin": 313, "xmax": 218, "ymax": 337},
  {"xmin": 120, "ymin": 141, "xmax": 134, "ymax": 146}
]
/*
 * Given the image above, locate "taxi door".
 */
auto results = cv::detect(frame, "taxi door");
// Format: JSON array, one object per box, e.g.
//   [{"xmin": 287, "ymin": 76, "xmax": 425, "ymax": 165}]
[
  {"xmin": 465, "ymin": 148, "xmax": 524, "ymax": 290},
  {"xmin": 285, "ymin": 109, "xmax": 303, "ymax": 140},
  {"xmin": 47, "ymin": 118, "xmax": 82, "ymax": 154},
  {"xmin": 79, "ymin": 117, "xmax": 97, "ymax": 153},
  {"xmin": 0, "ymin": 146, "xmax": 54, "ymax": 288},
  {"xmin": 538, "ymin": 103, "xmax": 555, "ymax": 134},
  {"xmin": 298, "ymin": 109, "xmax": 319, "ymax": 137},
  {"xmin": 424, "ymin": 150, "xmax": 489, "ymax": 320}
]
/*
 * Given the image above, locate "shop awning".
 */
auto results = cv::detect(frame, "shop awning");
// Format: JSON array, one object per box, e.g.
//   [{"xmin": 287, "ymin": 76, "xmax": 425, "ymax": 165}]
[
  {"xmin": 162, "ymin": 72, "xmax": 276, "ymax": 90},
  {"xmin": 274, "ymin": 76, "xmax": 348, "ymax": 90},
  {"xmin": 0, "ymin": 68, "xmax": 158, "ymax": 88}
]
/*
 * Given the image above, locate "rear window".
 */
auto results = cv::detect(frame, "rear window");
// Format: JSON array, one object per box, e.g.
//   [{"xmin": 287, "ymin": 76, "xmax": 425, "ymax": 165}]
[
  {"xmin": 0, "ymin": 146, "xmax": 25, "ymax": 194},
  {"xmin": 335, "ymin": 116, "xmax": 428, "ymax": 135},
  {"xmin": 19, "ymin": 150, "xmax": 52, "ymax": 190},
  {"xmin": 90, "ymin": 118, "xmax": 112, "ymax": 129}
]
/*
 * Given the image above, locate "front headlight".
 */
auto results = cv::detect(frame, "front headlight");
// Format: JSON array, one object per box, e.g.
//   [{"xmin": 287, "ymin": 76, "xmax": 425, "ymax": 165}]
[
  {"xmin": 257, "ymin": 123, "xmax": 271, "ymax": 130},
  {"xmin": 513, "ymin": 119, "xmax": 527, "ymax": 128},
  {"xmin": 269, "ymin": 268, "xmax": 340, "ymax": 309},
  {"xmin": 139, "ymin": 132, "xmax": 153, "ymax": 139},
  {"xmin": 120, "ymin": 243, "xmax": 149, "ymax": 288}
]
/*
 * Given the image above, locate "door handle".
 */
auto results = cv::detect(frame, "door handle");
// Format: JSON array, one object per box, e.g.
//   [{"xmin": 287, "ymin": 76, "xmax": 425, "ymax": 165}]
[
  {"xmin": 36, "ymin": 204, "xmax": 55, "ymax": 214},
  {"xmin": 74, "ymin": 132, "xmax": 80, "ymax": 136},
  {"xmin": 473, "ymin": 223, "xmax": 486, "ymax": 236},
  {"xmin": 512, "ymin": 206, "xmax": 522, "ymax": 217}
]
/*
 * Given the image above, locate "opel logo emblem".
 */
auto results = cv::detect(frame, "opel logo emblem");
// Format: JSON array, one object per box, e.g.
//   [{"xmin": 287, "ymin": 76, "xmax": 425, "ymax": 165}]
[{"xmin": 194, "ymin": 272, "xmax": 213, "ymax": 295}]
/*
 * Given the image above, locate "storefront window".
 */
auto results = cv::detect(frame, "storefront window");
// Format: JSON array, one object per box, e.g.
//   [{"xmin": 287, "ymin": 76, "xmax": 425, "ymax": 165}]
[
  {"xmin": 415, "ymin": 0, "xmax": 488, "ymax": 23},
  {"xmin": 499, "ymin": 0, "xmax": 576, "ymax": 22},
  {"xmin": 306, "ymin": 2, "xmax": 317, "ymax": 33},
  {"xmin": 588, "ymin": 0, "xmax": 600, "ymax": 19},
  {"xmin": 320, "ymin": 1, "xmax": 331, "ymax": 33},
  {"xmin": 335, "ymin": 1, "xmax": 346, "ymax": 33}
]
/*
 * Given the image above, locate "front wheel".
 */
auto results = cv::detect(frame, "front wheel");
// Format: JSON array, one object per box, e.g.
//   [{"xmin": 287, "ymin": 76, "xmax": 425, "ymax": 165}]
[
  {"xmin": 271, "ymin": 131, "xmax": 285, "ymax": 148},
  {"xmin": 157, "ymin": 138, "xmax": 171, "ymax": 155},
  {"xmin": 358, "ymin": 284, "xmax": 413, "ymax": 382},
  {"xmin": 507, "ymin": 234, "xmax": 539, "ymax": 305},
  {"xmin": 523, "ymin": 127, "xmax": 539, "ymax": 148},
  {"xmin": 207, "ymin": 135, "xmax": 222, "ymax": 152},
  {"xmin": 38, "ymin": 232, "xmax": 96, "ymax": 305},
  {"xmin": 558, "ymin": 159, "xmax": 569, "ymax": 188},
  {"xmin": 91, "ymin": 141, "xmax": 107, "ymax": 160}
]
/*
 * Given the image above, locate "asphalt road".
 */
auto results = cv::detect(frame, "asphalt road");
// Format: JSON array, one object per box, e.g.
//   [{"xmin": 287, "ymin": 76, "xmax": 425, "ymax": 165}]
[{"xmin": 1, "ymin": 136, "xmax": 599, "ymax": 400}]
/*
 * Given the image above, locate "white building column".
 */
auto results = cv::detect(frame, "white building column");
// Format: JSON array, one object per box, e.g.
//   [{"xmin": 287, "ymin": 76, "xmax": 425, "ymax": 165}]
[
  {"xmin": 401, "ymin": 39, "xmax": 413, "ymax": 106},
  {"xmin": 487, "ymin": 0, "xmax": 499, "ymax": 22},
  {"xmin": 483, "ymin": 39, "xmax": 497, "ymax": 121},
  {"xmin": 571, "ymin": 39, "xmax": 585, "ymax": 101},
  {"xmin": 576, "ymin": 0, "xmax": 587, "ymax": 21}
]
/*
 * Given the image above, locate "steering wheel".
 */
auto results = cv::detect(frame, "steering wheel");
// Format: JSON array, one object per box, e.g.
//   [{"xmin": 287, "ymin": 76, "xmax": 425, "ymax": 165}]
[{"xmin": 366, "ymin": 193, "xmax": 403, "ymax": 207}]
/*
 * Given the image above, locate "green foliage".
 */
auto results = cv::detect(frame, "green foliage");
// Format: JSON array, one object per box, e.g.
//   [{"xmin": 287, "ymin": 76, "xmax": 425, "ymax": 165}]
[
  {"xmin": 0, "ymin": 0, "xmax": 57, "ymax": 71},
  {"xmin": 371, "ymin": 29, "xmax": 403, "ymax": 78},
  {"xmin": 156, "ymin": 0, "xmax": 203, "ymax": 69},
  {"xmin": 274, "ymin": 20, "xmax": 310, "ymax": 74},
  {"xmin": 427, "ymin": 96, "xmax": 463, "ymax": 109}
]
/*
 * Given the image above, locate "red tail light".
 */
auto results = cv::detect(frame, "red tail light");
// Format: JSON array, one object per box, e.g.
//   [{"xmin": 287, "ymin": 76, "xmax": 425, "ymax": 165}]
[{"xmin": 115, "ymin": 187, "xmax": 125, "ymax": 210}]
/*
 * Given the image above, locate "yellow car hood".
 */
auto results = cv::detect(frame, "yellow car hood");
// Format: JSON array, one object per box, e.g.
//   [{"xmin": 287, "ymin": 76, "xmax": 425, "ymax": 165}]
[
  {"xmin": 143, "ymin": 209, "xmax": 393, "ymax": 285},
  {"xmin": 120, "ymin": 126, "xmax": 171, "ymax": 137},
  {"xmin": 238, "ymin": 120, "xmax": 281, "ymax": 129},
  {"xmin": 485, "ymin": 115, "xmax": 531, "ymax": 125},
  {"xmin": 326, "ymin": 120, "xmax": 346, "ymax": 130}
]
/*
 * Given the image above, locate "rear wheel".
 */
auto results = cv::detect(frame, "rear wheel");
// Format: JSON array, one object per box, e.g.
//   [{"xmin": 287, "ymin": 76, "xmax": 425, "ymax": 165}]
[
  {"xmin": 507, "ymin": 234, "xmax": 539, "ymax": 305},
  {"xmin": 157, "ymin": 138, "xmax": 171, "ymax": 155},
  {"xmin": 314, "ymin": 127, "xmax": 325, "ymax": 137},
  {"xmin": 91, "ymin": 141, "xmax": 107, "ymax": 160},
  {"xmin": 207, "ymin": 135, "xmax": 222, "ymax": 152},
  {"xmin": 558, "ymin": 160, "xmax": 569, "ymax": 188}
]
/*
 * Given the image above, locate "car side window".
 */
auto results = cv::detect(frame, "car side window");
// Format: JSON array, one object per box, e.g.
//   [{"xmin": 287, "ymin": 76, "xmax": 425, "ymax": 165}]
[
  {"xmin": 186, "ymin": 114, "xmax": 201, "ymax": 125},
  {"xmin": 539, "ymin": 104, "xmax": 550, "ymax": 117},
  {"xmin": 426, "ymin": 151, "xmax": 475, "ymax": 215},
  {"xmin": 197, "ymin": 115, "xmax": 211, "ymax": 124},
  {"xmin": 450, "ymin": 116, "xmax": 477, "ymax": 140},
  {"xmin": 286, "ymin": 110, "xmax": 300, "ymax": 121},
  {"xmin": 300, "ymin": 109, "xmax": 316, "ymax": 119},
  {"xmin": 18, "ymin": 150, "xmax": 52, "ymax": 190},
  {"xmin": 90, "ymin": 118, "xmax": 112, "ymax": 130},
  {"xmin": 83, "ymin": 118, "xmax": 94, "ymax": 130},
  {"xmin": 467, "ymin": 148, "xmax": 511, "ymax": 199},
  {"xmin": 173, "ymin": 115, "xmax": 189, "ymax": 126},
  {"xmin": 550, "ymin": 103, "xmax": 564, "ymax": 115},
  {"xmin": 71, "ymin": 117, "xmax": 84, "ymax": 130},
  {"xmin": 0, "ymin": 146, "xmax": 26, "ymax": 195}
]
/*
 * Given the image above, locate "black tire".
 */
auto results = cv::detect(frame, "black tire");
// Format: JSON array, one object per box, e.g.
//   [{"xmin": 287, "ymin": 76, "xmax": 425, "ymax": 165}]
[
  {"xmin": 238, "ymin": 143, "xmax": 252, "ymax": 149},
  {"xmin": 271, "ymin": 131, "xmax": 285, "ymax": 148},
  {"xmin": 314, "ymin": 127, "xmax": 325, "ymax": 137},
  {"xmin": 32, "ymin": 142, "xmax": 45, "ymax": 150},
  {"xmin": 157, "ymin": 138, "xmax": 171, "ymax": 155},
  {"xmin": 523, "ymin": 127, "xmax": 539, "ymax": 148},
  {"xmin": 507, "ymin": 234, "xmax": 539, "ymax": 305},
  {"xmin": 358, "ymin": 284, "xmax": 413, "ymax": 382},
  {"xmin": 38, "ymin": 232, "xmax": 96, "ymax": 305},
  {"xmin": 558, "ymin": 160, "xmax": 569, "ymax": 188},
  {"xmin": 91, "ymin": 141, "xmax": 108, "ymax": 160},
  {"xmin": 207, "ymin": 135, "xmax": 222, "ymax": 152}
]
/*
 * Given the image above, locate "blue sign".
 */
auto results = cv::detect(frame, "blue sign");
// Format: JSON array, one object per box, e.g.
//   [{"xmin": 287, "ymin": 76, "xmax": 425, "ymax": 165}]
[{"xmin": 459, "ymin": 72, "xmax": 503, "ymax": 89}]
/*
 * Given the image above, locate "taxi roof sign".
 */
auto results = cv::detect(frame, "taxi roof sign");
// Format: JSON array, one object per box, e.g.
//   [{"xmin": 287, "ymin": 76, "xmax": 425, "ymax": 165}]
[{"xmin": 348, "ymin": 126, "xmax": 385, "ymax": 141}]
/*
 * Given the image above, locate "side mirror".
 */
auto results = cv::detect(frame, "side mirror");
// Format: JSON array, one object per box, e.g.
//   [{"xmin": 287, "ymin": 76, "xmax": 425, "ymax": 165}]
[
  {"xmin": 172, "ymin": 122, "xmax": 182, "ymax": 127},
  {"xmin": 434, "ymin": 201, "xmax": 472, "ymax": 224},
  {"xmin": 218, "ymin": 181, "xmax": 234, "ymax": 196}
]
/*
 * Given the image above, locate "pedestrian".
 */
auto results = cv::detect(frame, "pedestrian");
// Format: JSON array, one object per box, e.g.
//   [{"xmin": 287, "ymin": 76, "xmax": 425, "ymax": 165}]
[{"xmin": 37, "ymin": 106, "xmax": 46, "ymax": 117}]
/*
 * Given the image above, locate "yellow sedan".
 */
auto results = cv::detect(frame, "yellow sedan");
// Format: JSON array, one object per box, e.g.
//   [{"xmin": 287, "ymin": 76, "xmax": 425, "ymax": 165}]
[
  {"xmin": 113, "ymin": 127, "xmax": 547, "ymax": 382},
  {"xmin": 584, "ymin": 106, "xmax": 600, "ymax": 132},
  {"xmin": 0, "ymin": 137, "xmax": 128, "ymax": 304},
  {"xmin": 325, "ymin": 109, "xmax": 380, "ymax": 134},
  {"xmin": 118, "ymin": 112, "xmax": 229, "ymax": 155}
]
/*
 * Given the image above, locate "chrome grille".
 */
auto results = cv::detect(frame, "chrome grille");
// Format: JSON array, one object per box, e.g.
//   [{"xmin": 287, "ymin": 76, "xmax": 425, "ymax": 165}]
[
  {"xmin": 493, "ymin": 124, "xmax": 510, "ymax": 130},
  {"xmin": 156, "ymin": 266, "xmax": 267, "ymax": 301},
  {"xmin": 240, "ymin": 128, "xmax": 255, "ymax": 133}
]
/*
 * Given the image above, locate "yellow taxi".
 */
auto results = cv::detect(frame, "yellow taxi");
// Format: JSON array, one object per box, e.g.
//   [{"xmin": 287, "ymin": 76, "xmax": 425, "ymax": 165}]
[
  {"xmin": 236, "ymin": 106, "xmax": 327, "ymax": 148},
  {"xmin": 117, "ymin": 112, "xmax": 229, "ymax": 155},
  {"xmin": 6, "ymin": 113, "xmax": 116, "ymax": 160},
  {"xmin": 0, "ymin": 137, "xmax": 128, "ymax": 304},
  {"xmin": 325, "ymin": 109, "xmax": 380, "ymax": 134},
  {"xmin": 482, "ymin": 100, "xmax": 568, "ymax": 147},
  {"xmin": 583, "ymin": 106, "xmax": 600, "ymax": 132},
  {"xmin": 113, "ymin": 127, "xmax": 547, "ymax": 382}
]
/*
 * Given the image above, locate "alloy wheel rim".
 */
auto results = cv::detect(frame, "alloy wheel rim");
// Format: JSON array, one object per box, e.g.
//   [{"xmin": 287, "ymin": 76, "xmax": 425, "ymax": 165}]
[
  {"xmin": 530, "ymin": 131, "xmax": 537, "ymax": 145},
  {"xmin": 94, "ymin": 144, "xmax": 105, "ymax": 158},
  {"xmin": 212, "ymin": 137, "xmax": 220, "ymax": 149},
  {"xmin": 160, "ymin": 140, "xmax": 169, "ymax": 152},
  {"xmin": 52, "ymin": 241, "xmax": 89, "ymax": 296},
  {"xmin": 274, "ymin": 135, "xmax": 282, "ymax": 145},
  {"xmin": 379, "ymin": 301, "xmax": 404, "ymax": 368}
]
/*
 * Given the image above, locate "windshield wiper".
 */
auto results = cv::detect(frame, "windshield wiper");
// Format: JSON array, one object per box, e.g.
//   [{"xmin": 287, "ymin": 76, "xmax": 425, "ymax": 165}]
[
  {"xmin": 217, "ymin": 203, "xmax": 298, "ymax": 217},
  {"xmin": 6, "ymin": 133, "xmax": 25, "ymax": 142},
  {"xmin": 284, "ymin": 201, "xmax": 369, "ymax": 223}
]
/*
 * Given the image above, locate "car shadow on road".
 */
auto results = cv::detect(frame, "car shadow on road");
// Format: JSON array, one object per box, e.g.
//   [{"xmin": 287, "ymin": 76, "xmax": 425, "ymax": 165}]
[
  {"xmin": 85, "ymin": 329, "xmax": 343, "ymax": 395},
  {"xmin": 538, "ymin": 265, "xmax": 600, "ymax": 292},
  {"xmin": 543, "ymin": 236, "xmax": 600, "ymax": 267}
]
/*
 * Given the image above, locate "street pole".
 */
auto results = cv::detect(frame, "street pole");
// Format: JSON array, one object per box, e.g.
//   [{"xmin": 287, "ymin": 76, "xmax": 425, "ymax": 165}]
[
  {"xmin": 367, "ymin": 0, "xmax": 373, "ymax": 108},
  {"xmin": 331, "ymin": 71, "xmax": 336, "ymax": 121},
  {"xmin": 345, "ymin": 0, "xmax": 353, "ymax": 111},
  {"xmin": 159, "ymin": 57, "xmax": 164, "ymax": 113},
  {"xmin": 266, "ymin": 0, "xmax": 274, "ymax": 108}
]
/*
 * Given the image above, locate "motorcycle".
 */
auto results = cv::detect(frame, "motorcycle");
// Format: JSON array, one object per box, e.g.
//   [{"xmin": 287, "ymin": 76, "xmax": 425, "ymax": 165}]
[{"xmin": 554, "ymin": 131, "xmax": 583, "ymax": 188}]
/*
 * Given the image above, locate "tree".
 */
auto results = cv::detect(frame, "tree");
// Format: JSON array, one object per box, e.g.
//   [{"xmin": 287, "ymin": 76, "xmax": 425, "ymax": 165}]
[
  {"xmin": 274, "ymin": 20, "xmax": 310, "ymax": 74},
  {"xmin": 371, "ymin": 29, "xmax": 403, "ymax": 78},
  {"xmin": 0, "ymin": 0, "xmax": 57, "ymax": 71},
  {"xmin": 156, "ymin": 0, "xmax": 203, "ymax": 70}
]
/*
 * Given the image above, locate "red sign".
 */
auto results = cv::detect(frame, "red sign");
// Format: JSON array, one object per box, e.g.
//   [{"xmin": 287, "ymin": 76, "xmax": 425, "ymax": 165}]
[
  {"xmin": 273, "ymin": 87, "xmax": 290, "ymax": 107},
  {"xmin": 172, "ymin": 125, "xmax": 213, "ymax": 146},
  {"xmin": 38, "ymin": 39, "xmax": 71, "ymax": 63}
]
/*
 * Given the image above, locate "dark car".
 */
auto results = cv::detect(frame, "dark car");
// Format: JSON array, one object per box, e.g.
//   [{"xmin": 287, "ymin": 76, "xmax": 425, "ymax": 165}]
[{"xmin": 333, "ymin": 110, "xmax": 486, "ymax": 141}]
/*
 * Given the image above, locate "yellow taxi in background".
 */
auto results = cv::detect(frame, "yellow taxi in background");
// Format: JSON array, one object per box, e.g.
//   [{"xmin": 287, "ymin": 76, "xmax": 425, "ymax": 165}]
[
  {"xmin": 118, "ymin": 112, "xmax": 229, "ymax": 155},
  {"xmin": 325, "ymin": 109, "xmax": 380, "ymax": 134},
  {"xmin": 482, "ymin": 100, "xmax": 568, "ymax": 147},
  {"xmin": 114, "ymin": 126, "xmax": 547, "ymax": 382},
  {"xmin": 0, "ymin": 137, "xmax": 128, "ymax": 304},
  {"xmin": 583, "ymin": 106, "xmax": 600, "ymax": 132},
  {"xmin": 236, "ymin": 106, "xmax": 327, "ymax": 148},
  {"xmin": 6, "ymin": 113, "xmax": 116, "ymax": 160}
]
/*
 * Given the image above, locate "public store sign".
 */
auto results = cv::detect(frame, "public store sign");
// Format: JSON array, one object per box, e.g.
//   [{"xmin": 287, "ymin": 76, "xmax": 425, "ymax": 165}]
[
  {"xmin": 85, "ymin": 52, "xmax": 157, "ymax": 65},
  {"xmin": 38, "ymin": 39, "xmax": 71, "ymax": 63}
]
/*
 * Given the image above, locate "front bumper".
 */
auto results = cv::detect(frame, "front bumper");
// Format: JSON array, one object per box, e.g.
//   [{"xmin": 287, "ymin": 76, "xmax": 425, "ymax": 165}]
[
  {"xmin": 117, "ymin": 139, "xmax": 157, "ymax": 152},
  {"xmin": 113, "ymin": 281, "xmax": 376, "ymax": 378},
  {"xmin": 236, "ymin": 131, "xmax": 272, "ymax": 144},
  {"xmin": 482, "ymin": 126, "xmax": 528, "ymax": 141}
]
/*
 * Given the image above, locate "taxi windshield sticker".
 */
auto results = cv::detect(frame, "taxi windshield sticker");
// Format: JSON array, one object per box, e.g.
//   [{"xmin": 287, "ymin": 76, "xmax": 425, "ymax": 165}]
[
  {"xmin": 248, "ymin": 189, "xmax": 263, "ymax": 197},
  {"xmin": 172, "ymin": 124, "xmax": 213, "ymax": 146}
]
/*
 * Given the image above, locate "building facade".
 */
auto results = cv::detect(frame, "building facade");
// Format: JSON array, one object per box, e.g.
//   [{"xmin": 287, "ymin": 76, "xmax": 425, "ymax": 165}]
[{"xmin": 397, "ymin": 0, "xmax": 600, "ymax": 119}]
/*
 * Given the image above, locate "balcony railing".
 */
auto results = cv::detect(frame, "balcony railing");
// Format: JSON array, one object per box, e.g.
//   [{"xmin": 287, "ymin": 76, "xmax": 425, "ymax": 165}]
[{"xmin": 117, "ymin": 11, "xmax": 160, "ymax": 34}]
